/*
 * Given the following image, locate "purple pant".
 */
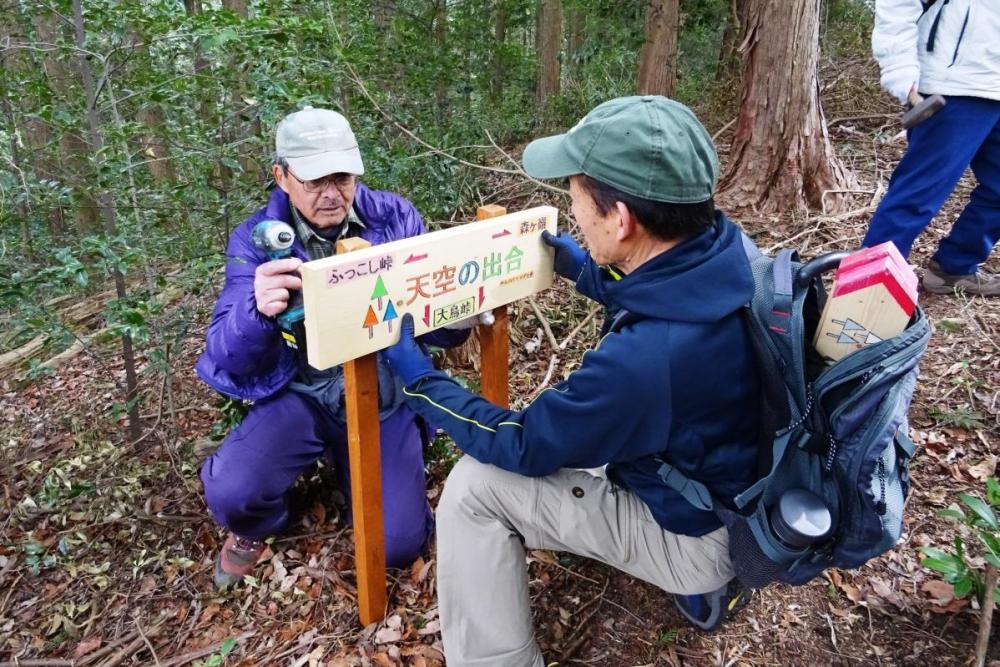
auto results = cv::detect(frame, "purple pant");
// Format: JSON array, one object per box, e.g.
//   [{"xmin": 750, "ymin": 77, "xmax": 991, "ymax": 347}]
[{"xmin": 201, "ymin": 390, "xmax": 433, "ymax": 567}]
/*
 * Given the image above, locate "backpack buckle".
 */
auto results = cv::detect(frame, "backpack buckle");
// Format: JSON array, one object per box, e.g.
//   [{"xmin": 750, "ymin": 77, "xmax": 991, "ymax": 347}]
[{"xmin": 795, "ymin": 428, "xmax": 827, "ymax": 455}]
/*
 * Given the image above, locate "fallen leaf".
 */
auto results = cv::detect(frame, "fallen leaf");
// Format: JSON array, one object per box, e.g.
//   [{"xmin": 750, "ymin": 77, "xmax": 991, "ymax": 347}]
[
  {"xmin": 528, "ymin": 550, "xmax": 558, "ymax": 566},
  {"xmin": 417, "ymin": 619, "xmax": 441, "ymax": 636},
  {"xmin": 310, "ymin": 502, "xmax": 326, "ymax": 525},
  {"xmin": 921, "ymin": 579, "xmax": 955, "ymax": 606},
  {"xmin": 927, "ymin": 596, "xmax": 968, "ymax": 614},
  {"xmin": 828, "ymin": 603, "xmax": 861, "ymax": 623},
  {"xmin": 198, "ymin": 604, "xmax": 221, "ymax": 626},
  {"xmin": 411, "ymin": 558, "xmax": 434, "ymax": 585},
  {"xmin": 72, "ymin": 635, "xmax": 102, "ymax": 659},
  {"xmin": 870, "ymin": 577, "xmax": 905, "ymax": 610},
  {"xmin": 828, "ymin": 570, "xmax": 864, "ymax": 602},
  {"xmin": 401, "ymin": 645, "xmax": 445, "ymax": 661},
  {"xmin": 780, "ymin": 610, "xmax": 803, "ymax": 627},
  {"xmin": 967, "ymin": 455, "xmax": 997, "ymax": 481},
  {"xmin": 327, "ymin": 656, "xmax": 362, "ymax": 667},
  {"xmin": 374, "ymin": 626, "xmax": 402, "ymax": 644}
]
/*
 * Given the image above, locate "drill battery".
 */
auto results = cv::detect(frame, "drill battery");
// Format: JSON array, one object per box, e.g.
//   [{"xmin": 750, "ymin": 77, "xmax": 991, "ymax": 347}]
[{"xmin": 277, "ymin": 294, "xmax": 309, "ymax": 365}]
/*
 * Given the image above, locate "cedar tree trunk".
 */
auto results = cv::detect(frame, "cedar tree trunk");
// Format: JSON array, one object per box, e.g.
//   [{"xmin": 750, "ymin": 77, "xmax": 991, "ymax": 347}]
[
  {"xmin": 637, "ymin": 0, "xmax": 679, "ymax": 97},
  {"xmin": 717, "ymin": 0, "xmax": 855, "ymax": 214}
]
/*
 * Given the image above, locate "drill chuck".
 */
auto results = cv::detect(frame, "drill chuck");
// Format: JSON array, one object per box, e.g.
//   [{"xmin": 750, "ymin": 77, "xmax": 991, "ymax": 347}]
[{"xmin": 252, "ymin": 220, "xmax": 296, "ymax": 259}]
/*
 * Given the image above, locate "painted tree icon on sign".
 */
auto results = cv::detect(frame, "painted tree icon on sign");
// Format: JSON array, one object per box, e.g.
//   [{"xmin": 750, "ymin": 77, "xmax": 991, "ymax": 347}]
[
  {"xmin": 371, "ymin": 275, "xmax": 389, "ymax": 309},
  {"xmin": 382, "ymin": 301, "xmax": 398, "ymax": 332},
  {"xmin": 363, "ymin": 306, "xmax": 379, "ymax": 339},
  {"xmin": 826, "ymin": 318, "xmax": 876, "ymax": 345}
]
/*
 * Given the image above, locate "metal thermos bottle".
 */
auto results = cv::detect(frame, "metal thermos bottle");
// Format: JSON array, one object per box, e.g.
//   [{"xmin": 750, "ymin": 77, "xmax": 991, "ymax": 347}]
[{"xmin": 769, "ymin": 488, "xmax": 833, "ymax": 549}]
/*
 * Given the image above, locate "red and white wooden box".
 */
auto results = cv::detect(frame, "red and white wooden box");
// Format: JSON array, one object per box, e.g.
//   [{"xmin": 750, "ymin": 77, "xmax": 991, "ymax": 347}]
[{"xmin": 813, "ymin": 242, "xmax": 918, "ymax": 363}]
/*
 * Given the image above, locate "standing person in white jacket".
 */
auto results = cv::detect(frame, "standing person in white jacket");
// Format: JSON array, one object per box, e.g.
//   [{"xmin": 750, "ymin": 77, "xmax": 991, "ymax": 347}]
[{"xmin": 863, "ymin": 0, "xmax": 1000, "ymax": 295}]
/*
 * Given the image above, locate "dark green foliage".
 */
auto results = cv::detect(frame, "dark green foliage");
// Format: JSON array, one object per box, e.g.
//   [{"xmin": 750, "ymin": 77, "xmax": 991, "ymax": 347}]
[
  {"xmin": 0, "ymin": 0, "xmax": 877, "ymax": 425},
  {"xmin": 209, "ymin": 396, "xmax": 251, "ymax": 441},
  {"xmin": 921, "ymin": 479, "xmax": 1000, "ymax": 606}
]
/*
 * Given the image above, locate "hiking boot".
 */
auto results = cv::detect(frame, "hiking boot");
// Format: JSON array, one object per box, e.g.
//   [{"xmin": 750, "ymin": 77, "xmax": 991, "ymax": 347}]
[
  {"xmin": 923, "ymin": 261, "xmax": 1000, "ymax": 296},
  {"xmin": 213, "ymin": 533, "xmax": 265, "ymax": 589},
  {"xmin": 673, "ymin": 579, "xmax": 749, "ymax": 631}
]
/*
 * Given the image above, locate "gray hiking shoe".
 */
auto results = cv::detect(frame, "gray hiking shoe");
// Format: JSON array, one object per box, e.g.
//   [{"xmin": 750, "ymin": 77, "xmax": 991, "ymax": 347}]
[
  {"xmin": 213, "ymin": 533, "xmax": 265, "ymax": 589},
  {"xmin": 923, "ymin": 261, "xmax": 1000, "ymax": 296}
]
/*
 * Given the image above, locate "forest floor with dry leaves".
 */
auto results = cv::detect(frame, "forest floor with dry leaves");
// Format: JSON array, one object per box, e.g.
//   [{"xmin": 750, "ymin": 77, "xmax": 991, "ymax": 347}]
[{"xmin": 2, "ymin": 70, "xmax": 1000, "ymax": 667}]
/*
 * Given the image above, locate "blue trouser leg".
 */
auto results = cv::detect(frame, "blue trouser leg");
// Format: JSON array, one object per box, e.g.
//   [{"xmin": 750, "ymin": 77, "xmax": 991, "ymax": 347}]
[
  {"xmin": 863, "ymin": 96, "xmax": 1000, "ymax": 260},
  {"xmin": 201, "ymin": 391, "xmax": 433, "ymax": 567},
  {"xmin": 932, "ymin": 104, "xmax": 1000, "ymax": 275}
]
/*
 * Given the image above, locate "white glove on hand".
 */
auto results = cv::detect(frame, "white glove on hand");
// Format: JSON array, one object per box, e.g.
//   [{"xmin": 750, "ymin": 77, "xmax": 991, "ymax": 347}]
[
  {"xmin": 880, "ymin": 66, "xmax": 919, "ymax": 104},
  {"xmin": 444, "ymin": 310, "xmax": 496, "ymax": 330}
]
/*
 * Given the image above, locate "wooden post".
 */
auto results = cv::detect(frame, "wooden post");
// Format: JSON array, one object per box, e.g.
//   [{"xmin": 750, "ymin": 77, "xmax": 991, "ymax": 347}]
[
  {"xmin": 336, "ymin": 236, "xmax": 386, "ymax": 626},
  {"xmin": 476, "ymin": 205, "xmax": 510, "ymax": 408}
]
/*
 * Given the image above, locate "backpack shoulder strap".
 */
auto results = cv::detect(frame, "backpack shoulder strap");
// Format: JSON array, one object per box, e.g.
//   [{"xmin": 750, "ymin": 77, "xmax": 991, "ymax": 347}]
[{"xmin": 656, "ymin": 460, "xmax": 714, "ymax": 512}]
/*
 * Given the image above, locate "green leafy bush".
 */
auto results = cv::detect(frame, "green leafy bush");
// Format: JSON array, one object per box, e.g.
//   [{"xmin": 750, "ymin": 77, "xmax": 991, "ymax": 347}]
[{"xmin": 921, "ymin": 478, "xmax": 1000, "ymax": 605}]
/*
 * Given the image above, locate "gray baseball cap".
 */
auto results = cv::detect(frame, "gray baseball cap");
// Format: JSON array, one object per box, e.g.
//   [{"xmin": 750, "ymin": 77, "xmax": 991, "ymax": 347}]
[
  {"xmin": 523, "ymin": 96, "xmax": 718, "ymax": 204},
  {"xmin": 275, "ymin": 107, "xmax": 365, "ymax": 180}
]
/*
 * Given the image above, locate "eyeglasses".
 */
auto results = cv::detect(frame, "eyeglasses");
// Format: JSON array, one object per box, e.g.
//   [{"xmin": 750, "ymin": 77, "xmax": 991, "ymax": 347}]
[{"xmin": 286, "ymin": 170, "xmax": 356, "ymax": 194}]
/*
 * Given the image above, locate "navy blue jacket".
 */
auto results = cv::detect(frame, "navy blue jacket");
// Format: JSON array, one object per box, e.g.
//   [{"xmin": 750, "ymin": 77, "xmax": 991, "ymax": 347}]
[{"xmin": 402, "ymin": 213, "xmax": 760, "ymax": 536}]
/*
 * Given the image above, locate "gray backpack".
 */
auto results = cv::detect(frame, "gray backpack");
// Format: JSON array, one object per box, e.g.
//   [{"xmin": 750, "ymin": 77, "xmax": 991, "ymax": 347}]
[{"xmin": 658, "ymin": 239, "xmax": 932, "ymax": 588}]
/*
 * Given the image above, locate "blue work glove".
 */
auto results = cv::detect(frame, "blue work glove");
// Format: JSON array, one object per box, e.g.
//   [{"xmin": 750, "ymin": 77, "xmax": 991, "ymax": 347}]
[
  {"xmin": 385, "ymin": 313, "xmax": 435, "ymax": 386},
  {"xmin": 542, "ymin": 230, "xmax": 587, "ymax": 281}
]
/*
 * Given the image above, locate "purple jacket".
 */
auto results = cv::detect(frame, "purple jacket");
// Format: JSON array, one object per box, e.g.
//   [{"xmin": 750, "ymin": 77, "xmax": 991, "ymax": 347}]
[{"xmin": 196, "ymin": 183, "xmax": 466, "ymax": 401}]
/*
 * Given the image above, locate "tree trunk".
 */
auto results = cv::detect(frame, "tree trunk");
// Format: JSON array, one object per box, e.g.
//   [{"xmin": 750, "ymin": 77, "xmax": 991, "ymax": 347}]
[
  {"xmin": 71, "ymin": 0, "xmax": 142, "ymax": 443},
  {"xmin": 432, "ymin": 0, "xmax": 449, "ymax": 116},
  {"xmin": 565, "ymin": 5, "xmax": 585, "ymax": 84},
  {"xmin": 636, "ymin": 0, "xmax": 679, "ymax": 97},
  {"xmin": 717, "ymin": 0, "xmax": 747, "ymax": 82},
  {"xmin": 33, "ymin": 10, "xmax": 100, "ymax": 233},
  {"xmin": 3, "ymin": 103, "xmax": 35, "ymax": 262},
  {"xmin": 374, "ymin": 0, "xmax": 396, "ymax": 29},
  {"xmin": 222, "ymin": 0, "xmax": 247, "ymax": 16},
  {"xmin": 717, "ymin": 0, "xmax": 855, "ymax": 214},
  {"xmin": 1, "ymin": 4, "xmax": 36, "ymax": 260},
  {"xmin": 490, "ymin": 1, "xmax": 509, "ymax": 103},
  {"xmin": 222, "ymin": 0, "xmax": 258, "ymax": 178},
  {"xmin": 536, "ymin": 0, "xmax": 562, "ymax": 104},
  {"xmin": 136, "ymin": 106, "xmax": 176, "ymax": 182},
  {"xmin": 974, "ymin": 564, "xmax": 997, "ymax": 667},
  {"xmin": 184, "ymin": 0, "xmax": 212, "ymax": 121},
  {"xmin": 127, "ymin": 29, "xmax": 176, "ymax": 184},
  {"xmin": 334, "ymin": 3, "xmax": 354, "ymax": 117}
]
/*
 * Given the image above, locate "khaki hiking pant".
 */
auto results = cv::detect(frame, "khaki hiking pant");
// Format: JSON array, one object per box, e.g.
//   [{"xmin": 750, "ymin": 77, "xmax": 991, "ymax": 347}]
[{"xmin": 436, "ymin": 456, "xmax": 734, "ymax": 667}]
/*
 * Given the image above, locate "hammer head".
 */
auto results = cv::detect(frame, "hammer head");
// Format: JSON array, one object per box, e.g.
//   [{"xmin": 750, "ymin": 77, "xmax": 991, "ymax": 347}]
[{"xmin": 901, "ymin": 94, "xmax": 945, "ymax": 129}]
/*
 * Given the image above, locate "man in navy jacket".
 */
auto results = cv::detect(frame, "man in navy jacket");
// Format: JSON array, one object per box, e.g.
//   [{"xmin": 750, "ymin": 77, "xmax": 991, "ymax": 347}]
[
  {"xmin": 386, "ymin": 96, "xmax": 760, "ymax": 666},
  {"xmin": 197, "ymin": 108, "xmax": 469, "ymax": 588}
]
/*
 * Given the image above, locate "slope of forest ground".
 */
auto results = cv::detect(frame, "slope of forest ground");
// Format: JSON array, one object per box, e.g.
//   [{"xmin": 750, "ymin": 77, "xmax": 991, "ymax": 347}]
[{"xmin": 3, "ymin": 63, "xmax": 1000, "ymax": 667}]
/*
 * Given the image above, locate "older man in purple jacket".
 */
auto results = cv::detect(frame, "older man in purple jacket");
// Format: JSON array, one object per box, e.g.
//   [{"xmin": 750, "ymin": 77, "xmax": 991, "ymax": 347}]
[{"xmin": 196, "ymin": 108, "xmax": 469, "ymax": 588}]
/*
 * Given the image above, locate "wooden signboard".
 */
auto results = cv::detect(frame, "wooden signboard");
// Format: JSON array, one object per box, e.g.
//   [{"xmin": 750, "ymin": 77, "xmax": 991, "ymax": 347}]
[
  {"xmin": 300, "ymin": 206, "xmax": 558, "ymax": 370},
  {"xmin": 813, "ymin": 241, "xmax": 918, "ymax": 363}
]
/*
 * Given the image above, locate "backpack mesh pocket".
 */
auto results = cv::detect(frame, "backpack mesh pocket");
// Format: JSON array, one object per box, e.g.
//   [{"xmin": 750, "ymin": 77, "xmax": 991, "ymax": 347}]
[{"xmin": 717, "ymin": 507, "xmax": 795, "ymax": 589}]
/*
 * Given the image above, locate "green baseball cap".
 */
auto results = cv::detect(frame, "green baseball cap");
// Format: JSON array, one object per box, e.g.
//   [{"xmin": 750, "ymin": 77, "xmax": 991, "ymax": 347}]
[{"xmin": 523, "ymin": 96, "xmax": 719, "ymax": 204}]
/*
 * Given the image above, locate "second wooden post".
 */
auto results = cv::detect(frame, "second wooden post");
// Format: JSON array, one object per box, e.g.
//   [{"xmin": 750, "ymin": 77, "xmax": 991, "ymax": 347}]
[{"xmin": 476, "ymin": 205, "xmax": 510, "ymax": 408}]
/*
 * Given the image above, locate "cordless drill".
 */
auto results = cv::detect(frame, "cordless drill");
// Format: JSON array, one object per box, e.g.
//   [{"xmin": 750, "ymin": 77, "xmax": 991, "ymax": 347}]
[{"xmin": 251, "ymin": 220, "xmax": 307, "ymax": 357}]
